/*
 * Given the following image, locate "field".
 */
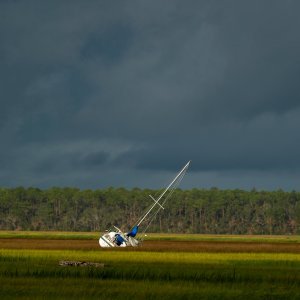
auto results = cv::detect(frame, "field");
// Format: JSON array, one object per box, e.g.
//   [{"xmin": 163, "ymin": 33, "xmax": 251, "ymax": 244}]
[{"xmin": 0, "ymin": 231, "xmax": 300, "ymax": 299}]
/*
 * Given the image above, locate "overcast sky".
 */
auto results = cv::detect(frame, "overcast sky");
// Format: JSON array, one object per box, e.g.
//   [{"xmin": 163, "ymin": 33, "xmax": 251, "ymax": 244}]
[{"xmin": 1, "ymin": 1, "xmax": 300, "ymax": 190}]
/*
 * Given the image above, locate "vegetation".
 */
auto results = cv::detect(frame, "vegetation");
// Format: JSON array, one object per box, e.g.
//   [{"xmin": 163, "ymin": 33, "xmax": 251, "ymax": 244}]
[
  {"xmin": 0, "ymin": 230, "xmax": 97, "ymax": 240},
  {"xmin": 0, "ymin": 232, "xmax": 299, "ymax": 299},
  {"xmin": 0, "ymin": 248, "xmax": 300, "ymax": 299},
  {"xmin": 0, "ymin": 187, "xmax": 300, "ymax": 234},
  {"xmin": 1, "ymin": 230, "xmax": 300, "ymax": 243}
]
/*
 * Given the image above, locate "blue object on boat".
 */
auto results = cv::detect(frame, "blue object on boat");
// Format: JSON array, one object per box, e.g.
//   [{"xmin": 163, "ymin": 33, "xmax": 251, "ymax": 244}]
[
  {"xmin": 115, "ymin": 234, "xmax": 124, "ymax": 246},
  {"xmin": 127, "ymin": 225, "xmax": 138, "ymax": 237}
]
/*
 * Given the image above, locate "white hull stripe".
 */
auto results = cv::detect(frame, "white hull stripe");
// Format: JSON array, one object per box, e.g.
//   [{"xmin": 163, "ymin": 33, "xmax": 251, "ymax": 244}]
[{"xmin": 100, "ymin": 236, "xmax": 115, "ymax": 247}]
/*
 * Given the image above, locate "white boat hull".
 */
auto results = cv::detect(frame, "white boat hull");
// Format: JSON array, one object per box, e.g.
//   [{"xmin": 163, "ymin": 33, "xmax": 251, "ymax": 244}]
[{"xmin": 99, "ymin": 231, "xmax": 139, "ymax": 248}]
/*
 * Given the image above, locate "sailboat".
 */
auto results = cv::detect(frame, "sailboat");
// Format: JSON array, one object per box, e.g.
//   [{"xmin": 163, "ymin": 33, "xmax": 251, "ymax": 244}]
[{"xmin": 99, "ymin": 161, "xmax": 190, "ymax": 247}]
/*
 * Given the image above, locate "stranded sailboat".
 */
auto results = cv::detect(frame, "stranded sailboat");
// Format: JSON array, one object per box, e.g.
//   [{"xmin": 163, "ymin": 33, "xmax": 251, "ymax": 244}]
[{"xmin": 99, "ymin": 161, "xmax": 190, "ymax": 247}]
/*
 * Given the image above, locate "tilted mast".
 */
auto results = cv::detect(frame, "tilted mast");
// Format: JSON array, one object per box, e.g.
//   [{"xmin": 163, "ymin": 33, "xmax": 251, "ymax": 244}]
[{"xmin": 136, "ymin": 161, "xmax": 191, "ymax": 227}]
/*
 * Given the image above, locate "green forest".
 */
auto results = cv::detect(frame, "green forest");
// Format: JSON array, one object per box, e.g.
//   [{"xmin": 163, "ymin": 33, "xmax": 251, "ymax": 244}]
[{"xmin": 0, "ymin": 187, "xmax": 299, "ymax": 234}]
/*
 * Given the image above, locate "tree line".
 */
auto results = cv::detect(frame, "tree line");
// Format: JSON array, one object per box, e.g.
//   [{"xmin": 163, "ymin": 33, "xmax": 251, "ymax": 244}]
[{"xmin": 0, "ymin": 187, "xmax": 299, "ymax": 234}]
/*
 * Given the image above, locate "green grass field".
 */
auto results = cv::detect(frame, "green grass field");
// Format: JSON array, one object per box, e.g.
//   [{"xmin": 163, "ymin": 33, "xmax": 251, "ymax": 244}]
[{"xmin": 0, "ymin": 231, "xmax": 300, "ymax": 299}]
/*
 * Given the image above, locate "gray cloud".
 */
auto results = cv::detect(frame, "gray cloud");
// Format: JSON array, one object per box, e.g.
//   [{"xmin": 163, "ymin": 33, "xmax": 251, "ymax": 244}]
[{"xmin": 1, "ymin": 1, "xmax": 300, "ymax": 190}]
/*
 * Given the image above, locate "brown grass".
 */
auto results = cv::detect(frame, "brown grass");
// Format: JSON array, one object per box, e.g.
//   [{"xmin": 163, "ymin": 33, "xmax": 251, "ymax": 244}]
[{"xmin": 0, "ymin": 238, "xmax": 299, "ymax": 253}]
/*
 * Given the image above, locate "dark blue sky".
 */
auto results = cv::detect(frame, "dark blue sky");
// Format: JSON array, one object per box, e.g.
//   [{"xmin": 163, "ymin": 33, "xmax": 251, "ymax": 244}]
[{"xmin": 1, "ymin": 1, "xmax": 300, "ymax": 190}]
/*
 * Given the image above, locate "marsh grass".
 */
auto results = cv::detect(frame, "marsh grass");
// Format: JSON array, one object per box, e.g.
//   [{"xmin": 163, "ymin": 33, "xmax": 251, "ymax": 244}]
[
  {"xmin": 145, "ymin": 233, "xmax": 300, "ymax": 243},
  {"xmin": 1, "ymin": 277, "xmax": 299, "ymax": 300},
  {"xmin": 1, "ymin": 230, "xmax": 300, "ymax": 243},
  {"xmin": 0, "ymin": 232, "xmax": 300, "ymax": 299},
  {"xmin": 0, "ymin": 249, "xmax": 300, "ymax": 299},
  {"xmin": 0, "ymin": 231, "xmax": 97, "ymax": 240}
]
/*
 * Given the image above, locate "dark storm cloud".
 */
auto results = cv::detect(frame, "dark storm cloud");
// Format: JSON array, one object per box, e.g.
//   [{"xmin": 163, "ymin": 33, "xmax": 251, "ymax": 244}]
[
  {"xmin": 1, "ymin": 0, "xmax": 300, "ymax": 189},
  {"xmin": 114, "ymin": 111, "xmax": 300, "ymax": 173}
]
